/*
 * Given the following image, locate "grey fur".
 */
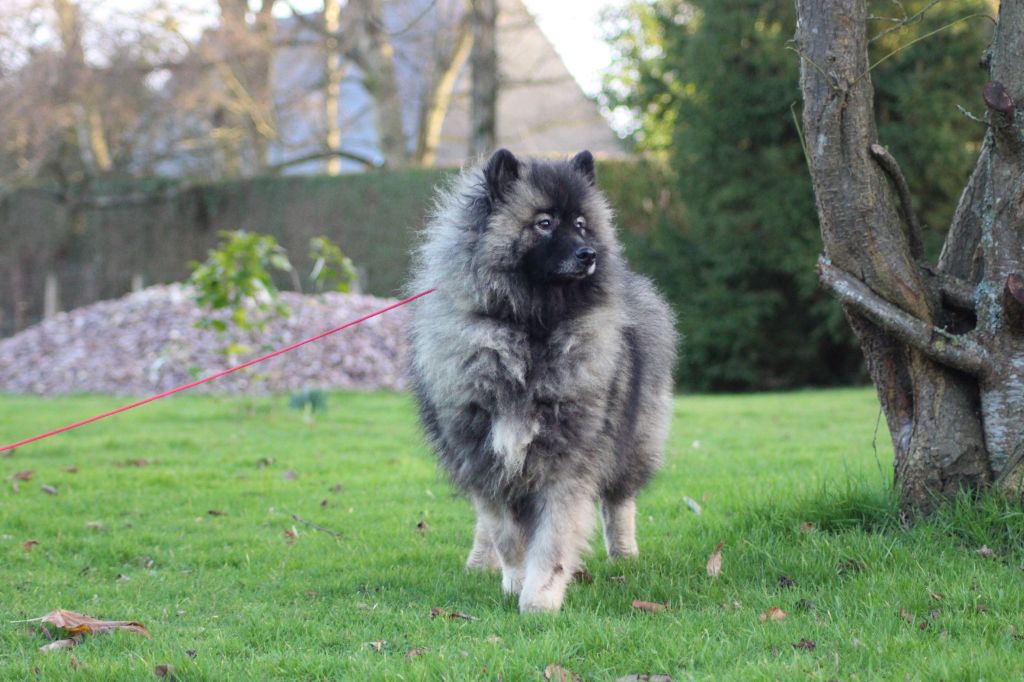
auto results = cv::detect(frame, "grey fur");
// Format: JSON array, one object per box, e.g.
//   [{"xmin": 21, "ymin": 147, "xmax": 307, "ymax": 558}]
[{"xmin": 408, "ymin": 149, "xmax": 677, "ymax": 613}]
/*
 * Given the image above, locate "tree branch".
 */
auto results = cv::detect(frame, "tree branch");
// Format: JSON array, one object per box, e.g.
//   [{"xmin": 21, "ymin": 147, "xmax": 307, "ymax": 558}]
[
  {"xmin": 267, "ymin": 149, "xmax": 379, "ymax": 173},
  {"xmin": 819, "ymin": 257, "xmax": 988, "ymax": 376},
  {"xmin": 934, "ymin": 271, "xmax": 976, "ymax": 311},
  {"xmin": 869, "ymin": 143, "xmax": 924, "ymax": 260}
]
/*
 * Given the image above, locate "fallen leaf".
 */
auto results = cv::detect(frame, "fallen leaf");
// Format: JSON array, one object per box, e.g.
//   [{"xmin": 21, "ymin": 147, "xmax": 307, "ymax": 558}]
[
  {"xmin": 792, "ymin": 639, "xmax": 816, "ymax": 650},
  {"xmin": 416, "ymin": 520, "xmax": 429, "ymax": 533},
  {"xmin": 485, "ymin": 634, "xmax": 502, "ymax": 644},
  {"xmin": 85, "ymin": 521, "xmax": 104, "ymax": 531},
  {"xmin": 282, "ymin": 470, "xmax": 297, "ymax": 481},
  {"xmin": 368, "ymin": 640, "xmax": 386, "ymax": 652},
  {"xmin": 795, "ymin": 599, "xmax": 816, "ymax": 612},
  {"xmin": 22, "ymin": 539, "xmax": 39, "ymax": 552},
  {"xmin": 41, "ymin": 485, "xmax": 58, "ymax": 495},
  {"xmin": 258, "ymin": 457, "xmax": 274, "ymax": 468},
  {"xmin": 929, "ymin": 591, "xmax": 945, "ymax": 602},
  {"xmin": 429, "ymin": 607, "xmax": 477, "ymax": 621},
  {"xmin": 898, "ymin": 607, "xmax": 914, "ymax": 625},
  {"xmin": 759, "ymin": 607, "xmax": 786, "ymax": 623},
  {"xmin": 778, "ymin": 575, "xmax": 795, "ymax": 589},
  {"xmin": 682, "ymin": 496, "xmax": 702, "ymax": 515},
  {"xmin": 283, "ymin": 527, "xmax": 298, "ymax": 542},
  {"xmin": 616, "ymin": 675, "xmax": 673, "ymax": 682},
  {"xmin": 544, "ymin": 663, "xmax": 581, "ymax": 682},
  {"xmin": 706, "ymin": 541, "xmax": 724, "ymax": 578},
  {"xmin": 406, "ymin": 647, "xmax": 427, "ymax": 658},
  {"xmin": 609, "ymin": 575, "xmax": 626, "ymax": 583},
  {"xmin": 116, "ymin": 574, "xmax": 131, "ymax": 582},
  {"xmin": 207, "ymin": 510, "xmax": 227, "ymax": 517},
  {"xmin": 632, "ymin": 600, "xmax": 668, "ymax": 613},
  {"xmin": 119, "ymin": 459, "xmax": 149, "ymax": 468},
  {"xmin": 154, "ymin": 664, "xmax": 176, "ymax": 678},
  {"xmin": 39, "ymin": 636, "xmax": 82, "ymax": 652},
  {"xmin": 64, "ymin": 466, "xmax": 78, "ymax": 474},
  {"xmin": 185, "ymin": 650, "xmax": 197, "ymax": 658},
  {"xmin": 837, "ymin": 558, "xmax": 866, "ymax": 574},
  {"xmin": 69, "ymin": 654, "xmax": 79, "ymax": 669},
  {"xmin": 12, "ymin": 470, "xmax": 33, "ymax": 481},
  {"xmin": 27, "ymin": 610, "xmax": 150, "ymax": 638},
  {"xmin": 572, "ymin": 569, "xmax": 594, "ymax": 584},
  {"xmin": 798, "ymin": 521, "xmax": 815, "ymax": 534},
  {"xmin": 11, "ymin": 482, "xmax": 19, "ymax": 494},
  {"xmin": 320, "ymin": 499, "xmax": 328, "ymax": 508},
  {"xmin": 329, "ymin": 483, "xmax": 344, "ymax": 493},
  {"xmin": 976, "ymin": 602, "xmax": 988, "ymax": 614},
  {"xmin": 977, "ymin": 545, "xmax": 996, "ymax": 559}
]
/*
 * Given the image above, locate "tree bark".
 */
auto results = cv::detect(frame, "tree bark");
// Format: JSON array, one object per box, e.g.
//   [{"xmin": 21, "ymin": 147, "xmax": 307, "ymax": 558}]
[
  {"xmin": 469, "ymin": 0, "xmax": 498, "ymax": 159},
  {"xmin": 415, "ymin": 17, "xmax": 473, "ymax": 166},
  {"xmin": 794, "ymin": 0, "xmax": 1024, "ymax": 509}
]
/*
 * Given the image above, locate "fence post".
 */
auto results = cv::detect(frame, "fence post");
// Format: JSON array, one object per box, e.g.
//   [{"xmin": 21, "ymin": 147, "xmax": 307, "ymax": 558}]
[{"xmin": 44, "ymin": 272, "xmax": 59, "ymax": 319}]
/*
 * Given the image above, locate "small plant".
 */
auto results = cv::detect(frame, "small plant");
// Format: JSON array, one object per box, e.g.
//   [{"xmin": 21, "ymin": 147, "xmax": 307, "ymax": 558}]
[
  {"xmin": 308, "ymin": 236, "xmax": 358, "ymax": 294},
  {"xmin": 188, "ymin": 230, "xmax": 293, "ymax": 333}
]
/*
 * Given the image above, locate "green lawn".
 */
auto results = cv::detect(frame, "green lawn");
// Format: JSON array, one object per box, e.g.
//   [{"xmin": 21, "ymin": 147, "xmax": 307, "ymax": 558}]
[{"xmin": 1, "ymin": 388, "xmax": 1023, "ymax": 680}]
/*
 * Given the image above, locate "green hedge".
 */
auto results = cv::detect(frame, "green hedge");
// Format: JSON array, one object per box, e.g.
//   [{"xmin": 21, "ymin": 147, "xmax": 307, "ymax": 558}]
[{"xmin": 0, "ymin": 161, "xmax": 861, "ymax": 391}]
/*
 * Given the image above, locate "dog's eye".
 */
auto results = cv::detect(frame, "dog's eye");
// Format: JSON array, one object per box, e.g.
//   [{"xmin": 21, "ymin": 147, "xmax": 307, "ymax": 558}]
[
  {"xmin": 575, "ymin": 217, "xmax": 587, "ymax": 232},
  {"xmin": 535, "ymin": 218, "xmax": 553, "ymax": 231}
]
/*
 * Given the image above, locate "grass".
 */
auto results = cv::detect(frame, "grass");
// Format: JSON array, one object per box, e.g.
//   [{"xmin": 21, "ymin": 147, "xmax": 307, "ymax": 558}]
[{"xmin": 1, "ymin": 388, "xmax": 1023, "ymax": 680}]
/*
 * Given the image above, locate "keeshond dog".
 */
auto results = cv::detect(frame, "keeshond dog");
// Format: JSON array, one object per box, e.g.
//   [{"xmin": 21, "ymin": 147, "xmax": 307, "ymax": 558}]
[{"xmin": 407, "ymin": 149, "xmax": 676, "ymax": 613}]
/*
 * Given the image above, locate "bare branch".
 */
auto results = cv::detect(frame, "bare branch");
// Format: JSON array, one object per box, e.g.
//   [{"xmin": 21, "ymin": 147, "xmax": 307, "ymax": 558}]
[
  {"xmin": 869, "ymin": 143, "xmax": 924, "ymax": 260},
  {"xmin": 819, "ymin": 257, "xmax": 988, "ymax": 376},
  {"xmin": 267, "ymin": 149, "xmax": 379, "ymax": 173}
]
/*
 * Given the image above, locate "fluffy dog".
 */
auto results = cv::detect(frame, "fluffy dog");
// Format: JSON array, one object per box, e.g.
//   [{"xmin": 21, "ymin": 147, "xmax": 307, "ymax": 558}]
[{"xmin": 408, "ymin": 149, "xmax": 676, "ymax": 613}]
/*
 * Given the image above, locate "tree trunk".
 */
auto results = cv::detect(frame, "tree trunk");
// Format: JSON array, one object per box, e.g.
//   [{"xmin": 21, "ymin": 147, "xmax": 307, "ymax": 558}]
[
  {"xmin": 469, "ymin": 0, "xmax": 498, "ymax": 159},
  {"xmin": 323, "ymin": 0, "xmax": 345, "ymax": 175},
  {"xmin": 414, "ymin": 17, "xmax": 473, "ymax": 166},
  {"xmin": 796, "ymin": 0, "xmax": 1024, "ymax": 510}
]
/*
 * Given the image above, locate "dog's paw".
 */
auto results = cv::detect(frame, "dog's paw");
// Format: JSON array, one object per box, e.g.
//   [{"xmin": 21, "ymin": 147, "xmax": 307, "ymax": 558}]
[
  {"xmin": 465, "ymin": 548, "xmax": 500, "ymax": 571},
  {"xmin": 518, "ymin": 589, "xmax": 564, "ymax": 614},
  {"xmin": 501, "ymin": 570, "xmax": 524, "ymax": 596},
  {"xmin": 607, "ymin": 544, "xmax": 639, "ymax": 560}
]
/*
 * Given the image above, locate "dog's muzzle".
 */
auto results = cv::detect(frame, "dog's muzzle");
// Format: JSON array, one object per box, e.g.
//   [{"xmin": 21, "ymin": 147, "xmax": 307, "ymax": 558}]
[{"xmin": 575, "ymin": 247, "xmax": 597, "ymax": 276}]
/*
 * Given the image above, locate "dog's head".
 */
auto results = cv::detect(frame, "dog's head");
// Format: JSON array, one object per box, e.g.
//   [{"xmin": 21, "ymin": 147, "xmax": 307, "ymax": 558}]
[{"xmin": 478, "ymin": 149, "xmax": 614, "ymax": 287}]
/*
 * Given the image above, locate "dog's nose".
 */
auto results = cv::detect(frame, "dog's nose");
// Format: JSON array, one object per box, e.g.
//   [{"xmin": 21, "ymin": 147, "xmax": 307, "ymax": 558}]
[{"xmin": 575, "ymin": 247, "xmax": 596, "ymax": 265}]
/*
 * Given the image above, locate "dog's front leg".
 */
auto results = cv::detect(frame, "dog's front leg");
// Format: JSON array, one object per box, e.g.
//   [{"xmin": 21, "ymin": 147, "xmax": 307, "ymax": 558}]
[
  {"xmin": 601, "ymin": 496, "xmax": 639, "ymax": 558},
  {"xmin": 466, "ymin": 496, "xmax": 501, "ymax": 570},
  {"xmin": 519, "ymin": 490, "xmax": 595, "ymax": 613},
  {"xmin": 494, "ymin": 509, "xmax": 527, "ymax": 596}
]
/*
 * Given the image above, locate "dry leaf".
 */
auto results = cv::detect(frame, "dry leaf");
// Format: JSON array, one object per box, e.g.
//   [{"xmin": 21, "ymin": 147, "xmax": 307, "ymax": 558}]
[
  {"xmin": 64, "ymin": 466, "xmax": 79, "ymax": 474},
  {"xmin": 11, "ymin": 482, "xmax": 19, "ymax": 494},
  {"xmin": 682, "ymin": 496, "xmax": 702, "ymax": 515},
  {"xmin": 792, "ymin": 639, "xmax": 816, "ymax": 650},
  {"xmin": 609, "ymin": 575, "xmax": 626, "ymax": 583},
  {"xmin": 706, "ymin": 541, "xmax": 724, "ymax": 578},
  {"xmin": 283, "ymin": 526, "xmax": 298, "ymax": 542},
  {"xmin": 154, "ymin": 664, "xmax": 176, "ymax": 678},
  {"xmin": 207, "ymin": 510, "xmax": 227, "ymax": 517},
  {"xmin": 320, "ymin": 499, "xmax": 328, "ymax": 508},
  {"xmin": 416, "ymin": 520, "xmax": 429, "ymax": 533},
  {"xmin": 429, "ymin": 607, "xmax": 477, "ymax": 621},
  {"xmin": 929, "ymin": 591, "xmax": 945, "ymax": 602},
  {"xmin": 778, "ymin": 575, "xmax": 795, "ymax": 589},
  {"xmin": 898, "ymin": 607, "xmax": 914, "ymax": 625},
  {"xmin": 573, "ymin": 569, "xmax": 594, "ymax": 584},
  {"xmin": 798, "ymin": 521, "xmax": 815, "ymax": 533},
  {"xmin": 632, "ymin": 600, "xmax": 668, "ymax": 613},
  {"xmin": 485, "ymin": 634, "xmax": 502, "ymax": 644},
  {"xmin": 69, "ymin": 654, "xmax": 79, "ymax": 669},
  {"xmin": 12, "ymin": 470, "xmax": 33, "ymax": 481},
  {"xmin": 39, "ymin": 636, "xmax": 82, "ymax": 652},
  {"xmin": 118, "ymin": 459, "xmax": 149, "ymax": 468},
  {"xmin": 616, "ymin": 675, "xmax": 673, "ymax": 682},
  {"xmin": 406, "ymin": 647, "xmax": 427, "ymax": 658},
  {"xmin": 22, "ymin": 539, "xmax": 39, "ymax": 552},
  {"xmin": 27, "ymin": 610, "xmax": 150, "ymax": 639},
  {"xmin": 544, "ymin": 663, "xmax": 581, "ymax": 682},
  {"xmin": 976, "ymin": 545, "xmax": 995, "ymax": 559},
  {"xmin": 759, "ymin": 607, "xmax": 786, "ymax": 623},
  {"xmin": 329, "ymin": 483, "xmax": 343, "ymax": 493},
  {"xmin": 368, "ymin": 640, "xmax": 386, "ymax": 652},
  {"xmin": 282, "ymin": 470, "xmax": 297, "ymax": 481},
  {"xmin": 185, "ymin": 649, "xmax": 197, "ymax": 658},
  {"xmin": 41, "ymin": 485, "xmax": 58, "ymax": 495},
  {"xmin": 258, "ymin": 457, "xmax": 274, "ymax": 468}
]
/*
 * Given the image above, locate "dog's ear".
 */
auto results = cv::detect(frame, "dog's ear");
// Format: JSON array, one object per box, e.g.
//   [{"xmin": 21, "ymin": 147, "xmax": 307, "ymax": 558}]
[
  {"xmin": 570, "ymin": 150, "xmax": 596, "ymax": 186},
  {"xmin": 484, "ymin": 149, "xmax": 520, "ymax": 201}
]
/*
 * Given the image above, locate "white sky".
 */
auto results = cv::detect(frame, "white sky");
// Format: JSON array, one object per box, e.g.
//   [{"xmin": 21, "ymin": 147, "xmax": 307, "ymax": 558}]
[{"xmin": 520, "ymin": 0, "xmax": 627, "ymax": 97}]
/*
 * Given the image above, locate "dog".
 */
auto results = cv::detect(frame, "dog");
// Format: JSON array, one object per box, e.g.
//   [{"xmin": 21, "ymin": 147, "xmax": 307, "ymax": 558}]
[{"xmin": 407, "ymin": 149, "xmax": 676, "ymax": 613}]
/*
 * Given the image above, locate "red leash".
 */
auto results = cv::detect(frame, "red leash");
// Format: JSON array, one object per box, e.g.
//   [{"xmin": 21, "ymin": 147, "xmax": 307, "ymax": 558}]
[{"xmin": 0, "ymin": 289, "xmax": 434, "ymax": 453}]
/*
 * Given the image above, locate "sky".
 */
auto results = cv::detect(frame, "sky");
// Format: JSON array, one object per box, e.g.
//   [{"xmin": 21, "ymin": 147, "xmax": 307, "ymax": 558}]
[{"xmin": 520, "ymin": 0, "xmax": 628, "ymax": 97}]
